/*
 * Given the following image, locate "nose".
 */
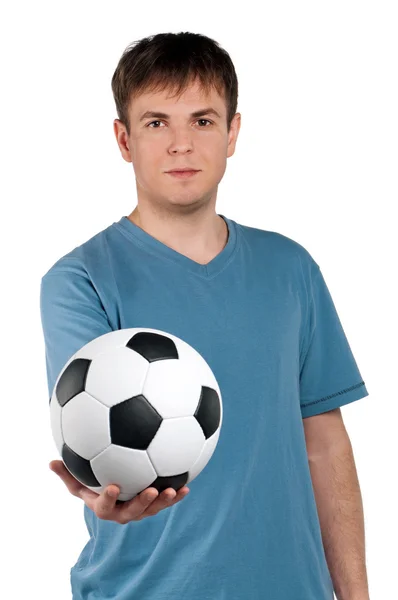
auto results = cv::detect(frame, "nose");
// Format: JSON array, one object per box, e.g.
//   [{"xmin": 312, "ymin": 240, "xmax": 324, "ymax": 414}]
[
  {"xmin": 171, "ymin": 147, "xmax": 192, "ymax": 154},
  {"xmin": 168, "ymin": 131, "xmax": 194, "ymax": 154}
]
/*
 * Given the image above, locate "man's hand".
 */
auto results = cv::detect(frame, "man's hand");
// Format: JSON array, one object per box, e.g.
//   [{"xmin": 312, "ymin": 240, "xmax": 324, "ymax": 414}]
[{"xmin": 49, "ymin": 460, "xmax": 190, "ymax": 524}]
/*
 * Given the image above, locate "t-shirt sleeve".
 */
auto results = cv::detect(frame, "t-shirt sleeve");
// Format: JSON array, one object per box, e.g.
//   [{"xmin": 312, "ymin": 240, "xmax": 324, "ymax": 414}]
[
  {"xmin": 299, "ymin": 263, "xmax": 369, "ymax": 418},
  {"xmin": 40, "ymin": 268, "xmax": 114, "ymax": 399}
]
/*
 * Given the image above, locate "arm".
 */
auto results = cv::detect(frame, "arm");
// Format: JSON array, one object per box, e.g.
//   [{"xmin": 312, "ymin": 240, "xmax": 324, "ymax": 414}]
[
  {"xmin": 40, "ymin": 267, "xmax": 189, "ymax": 522},
  {"xmin": 303, "ymin": 408, "xmax": 370, "ymax": 600}
]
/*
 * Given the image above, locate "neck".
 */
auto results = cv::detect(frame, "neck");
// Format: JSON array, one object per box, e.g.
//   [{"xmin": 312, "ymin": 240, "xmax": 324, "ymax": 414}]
[{"xmin": 127, "ymin": 204, "xmax": 228, "ymax": 265}]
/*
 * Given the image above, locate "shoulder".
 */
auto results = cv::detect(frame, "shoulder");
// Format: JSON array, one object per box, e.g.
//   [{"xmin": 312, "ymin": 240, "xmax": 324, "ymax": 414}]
[
  {"xmin": 234, "ymin": 218, "xmax": 320, "ymax": 277},
  {"xmin": 40, "ymin": 222, "xmax": 116, "ymax": 281}
]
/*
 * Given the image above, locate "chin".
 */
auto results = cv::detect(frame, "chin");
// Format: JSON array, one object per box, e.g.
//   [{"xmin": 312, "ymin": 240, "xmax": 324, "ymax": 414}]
[{"xmin": 164, "ymin": 192, "xmax": 206, "ymax": 206}]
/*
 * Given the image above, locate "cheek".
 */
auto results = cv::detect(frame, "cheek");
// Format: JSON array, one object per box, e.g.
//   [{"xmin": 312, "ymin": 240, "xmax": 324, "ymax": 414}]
[
  {"xmin": 202, "ymin": 135, "xmax": 226, "ymax": 158},
  {"xmin": 133, "ymin": 140, "xmax": 162, "ymax": 170},
  {"xmin": 206, "ymin": 147, "xmax": 227, "ymax": 172}
]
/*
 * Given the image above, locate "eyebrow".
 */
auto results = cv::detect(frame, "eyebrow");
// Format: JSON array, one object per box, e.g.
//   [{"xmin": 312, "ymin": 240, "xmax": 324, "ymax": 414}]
[{"xmin": 139, "ymin": 107, "xmax": 222, "ymax": 122}]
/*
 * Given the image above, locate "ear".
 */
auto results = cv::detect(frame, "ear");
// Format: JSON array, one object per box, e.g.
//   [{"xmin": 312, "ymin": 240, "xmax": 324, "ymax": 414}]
[{"xmin": 113, "ymin": 119, "xmax": 132, "ymax": 163}]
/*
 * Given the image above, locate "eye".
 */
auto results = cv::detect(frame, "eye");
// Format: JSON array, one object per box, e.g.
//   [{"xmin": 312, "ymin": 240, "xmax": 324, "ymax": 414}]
[{"xmin": 146, "ymin": 119, "xmax": 213, "ymax": 128}]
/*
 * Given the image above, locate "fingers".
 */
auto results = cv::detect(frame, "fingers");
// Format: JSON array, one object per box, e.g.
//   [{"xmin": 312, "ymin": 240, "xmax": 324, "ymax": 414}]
[
  {"xmin": 141, "ymin": 488, "xmax": 177, "ymax": 517},
  {"xmin": 94, "ymin": 485, "xmax": 121, "ymax": 520},
  {"xmin": 114, "ymin": 488, "xmax": 160, "ymax": 524},
  {"xmin": 50, "ymin": 458, "xmax": 190, "ymax": 524},
  {"xmin": 93, "ymin": 485, "xmax": 158, "ymax": 523},
  {"xmin": 116, "ymin": 486, "xmax": 189, "ymax": 524},
  {"xmin": 137, "ymin": 486, "xmax": 190, "ymax": 518}
]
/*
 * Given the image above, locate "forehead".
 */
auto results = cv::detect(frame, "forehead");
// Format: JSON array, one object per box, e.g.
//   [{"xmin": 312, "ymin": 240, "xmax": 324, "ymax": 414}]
[{"xmin": 130, "ymin": 79, "xmax": 225, "ymax": 117}]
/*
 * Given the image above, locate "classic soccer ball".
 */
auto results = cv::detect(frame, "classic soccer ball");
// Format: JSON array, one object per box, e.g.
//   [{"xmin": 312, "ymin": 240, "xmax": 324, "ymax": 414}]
[{"xmin": 49, "ymin": 328, "xmax": 223, "ymax": 501}]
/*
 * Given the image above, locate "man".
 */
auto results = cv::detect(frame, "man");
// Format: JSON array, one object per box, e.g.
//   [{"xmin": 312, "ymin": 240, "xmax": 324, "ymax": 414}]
[{"xmin": 40, "ymin": 32, "xmax": 370, "ymax": 600}]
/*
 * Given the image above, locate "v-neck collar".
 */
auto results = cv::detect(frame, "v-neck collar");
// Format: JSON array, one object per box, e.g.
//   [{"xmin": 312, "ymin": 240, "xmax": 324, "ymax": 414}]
[{"xmin": 114, "ymin": 213, "xmax": 239, "ymax": 279}]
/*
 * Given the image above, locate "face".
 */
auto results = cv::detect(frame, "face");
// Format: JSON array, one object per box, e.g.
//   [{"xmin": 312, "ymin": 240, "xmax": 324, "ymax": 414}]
[{"xmin": 114, "ymin": 78, "xmax": 241, "ymax": 214}]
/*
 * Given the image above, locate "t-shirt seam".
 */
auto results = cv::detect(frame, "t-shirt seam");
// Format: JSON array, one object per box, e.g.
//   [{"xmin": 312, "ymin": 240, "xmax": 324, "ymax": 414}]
[
  {"xmin": 113, "ymin": 222, "xmax": 241, "ymax": 281},
  {"xmin": 41, "ymin": 266, "xmax": 114, "ymax": 329},
  {"xmin": 103, "ymin": 229, "xmax": 123, "ymax": 329},
  {"xmin": 301, "ymin": 380, "xmax": 366, "ymax": 408},
  {"xmin": 42, "ymin": 257, "xmax": 89, "ymax": 279},
  {"xmin": 42, "ymin": 266, "xmax": 89, "ymax": 281},
  {"xmin": 296, "ymin": 250, "xmax": 310, "ymax": 361},
  {"xmin": 298, "ymin": 258, "xmax": 322, "ymax": 367}
]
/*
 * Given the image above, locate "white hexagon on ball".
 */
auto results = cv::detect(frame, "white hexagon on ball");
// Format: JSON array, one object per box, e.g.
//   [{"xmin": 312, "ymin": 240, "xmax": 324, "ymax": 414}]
[
  {"xmin": 85, "ymin": 346, "xmax": 149, "ymax": 407},
  {"xmin": 187, "ymin": 429, "xmax": 221, "ymax": 483},
  {"xmin": 147, "ymin": 416, "xmax": 205, "ymax": 476},
  {"xmin": 62, "ymin": 391, "xmax": 111, "ymax": 460},
  {"xmin": 143, "ymin": 359, "xmax": 203, "ymax": 418},
  {"xmin": 91, "ymin": 444, "xmax": 157, "ymax": 502},
  {"xmin": 74, "ymin": 329, "xmax": 140, "ymax": 360}
]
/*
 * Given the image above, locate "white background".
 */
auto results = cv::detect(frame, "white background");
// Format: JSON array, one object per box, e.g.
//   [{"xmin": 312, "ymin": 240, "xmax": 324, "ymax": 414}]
[{"xmin": 1, "ymin": 1, "xmax": 396, "ymax": 598}]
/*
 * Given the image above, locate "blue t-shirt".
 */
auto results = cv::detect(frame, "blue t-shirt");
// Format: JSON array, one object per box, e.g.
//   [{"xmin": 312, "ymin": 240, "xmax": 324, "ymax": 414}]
[{"xmin": 40, "ymin": 214, "xmax": 369, "ymax": 600}]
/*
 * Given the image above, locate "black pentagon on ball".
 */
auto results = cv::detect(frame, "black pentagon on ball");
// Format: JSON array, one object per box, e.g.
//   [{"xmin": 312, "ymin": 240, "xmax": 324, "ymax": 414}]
[
  {"xmin": 126, "ymin": 332, "xmax": 179, "ymax": 362},
  {"xmin": 62, "ymin": 443, "xmax": 101, "ymax": 487},
  {"xmin": 55, "ymin": 358, "xmax": 91, "ymax": 407},
  {"xmin": 116, "ymin": 472, "xmax": 189, "ymax": 503},
  {"xmin": 194, "ymin": 386, "xmax": 221, "ymax": 439},
  {"xmin": 110, "ymin": 394, "xmax": 163, "ymax": 450},
  {"xmin": 148, "ymin": 472, "xmax": 189, "ymax": 494}
]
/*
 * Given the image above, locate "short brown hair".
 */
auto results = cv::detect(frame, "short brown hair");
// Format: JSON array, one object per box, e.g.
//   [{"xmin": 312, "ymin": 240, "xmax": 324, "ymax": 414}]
[{"xmin": 111, "ymin": 32, "xmax": 239, "ymax": 136}]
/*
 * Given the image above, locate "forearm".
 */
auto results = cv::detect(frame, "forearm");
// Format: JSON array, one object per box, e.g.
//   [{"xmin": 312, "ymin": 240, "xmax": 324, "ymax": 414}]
[{"xmin": 307, "ymin": 440, "xmax": 370, "ymax": 600}]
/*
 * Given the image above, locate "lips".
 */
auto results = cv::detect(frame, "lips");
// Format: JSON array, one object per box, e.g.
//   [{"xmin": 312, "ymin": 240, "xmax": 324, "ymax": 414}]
[
  {"xmin": 167, "ymin": 169, "xmax": 199, "ymax": 173},
  {"xmin": 166, "ymin": 170, "xmax": 200, "ymax": 179}
]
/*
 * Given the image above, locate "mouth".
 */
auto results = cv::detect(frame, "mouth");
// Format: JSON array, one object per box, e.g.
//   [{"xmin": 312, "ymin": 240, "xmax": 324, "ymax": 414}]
[{"xmin": 166, "ymin": 170, "xmax": 200, "ymax": 179}]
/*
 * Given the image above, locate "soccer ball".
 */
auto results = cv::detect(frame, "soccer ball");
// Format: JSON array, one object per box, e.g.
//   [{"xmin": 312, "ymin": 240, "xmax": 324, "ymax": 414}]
[{"xmin": 49, "ymin": 328, "xmax": 223, "ymax": 501}]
